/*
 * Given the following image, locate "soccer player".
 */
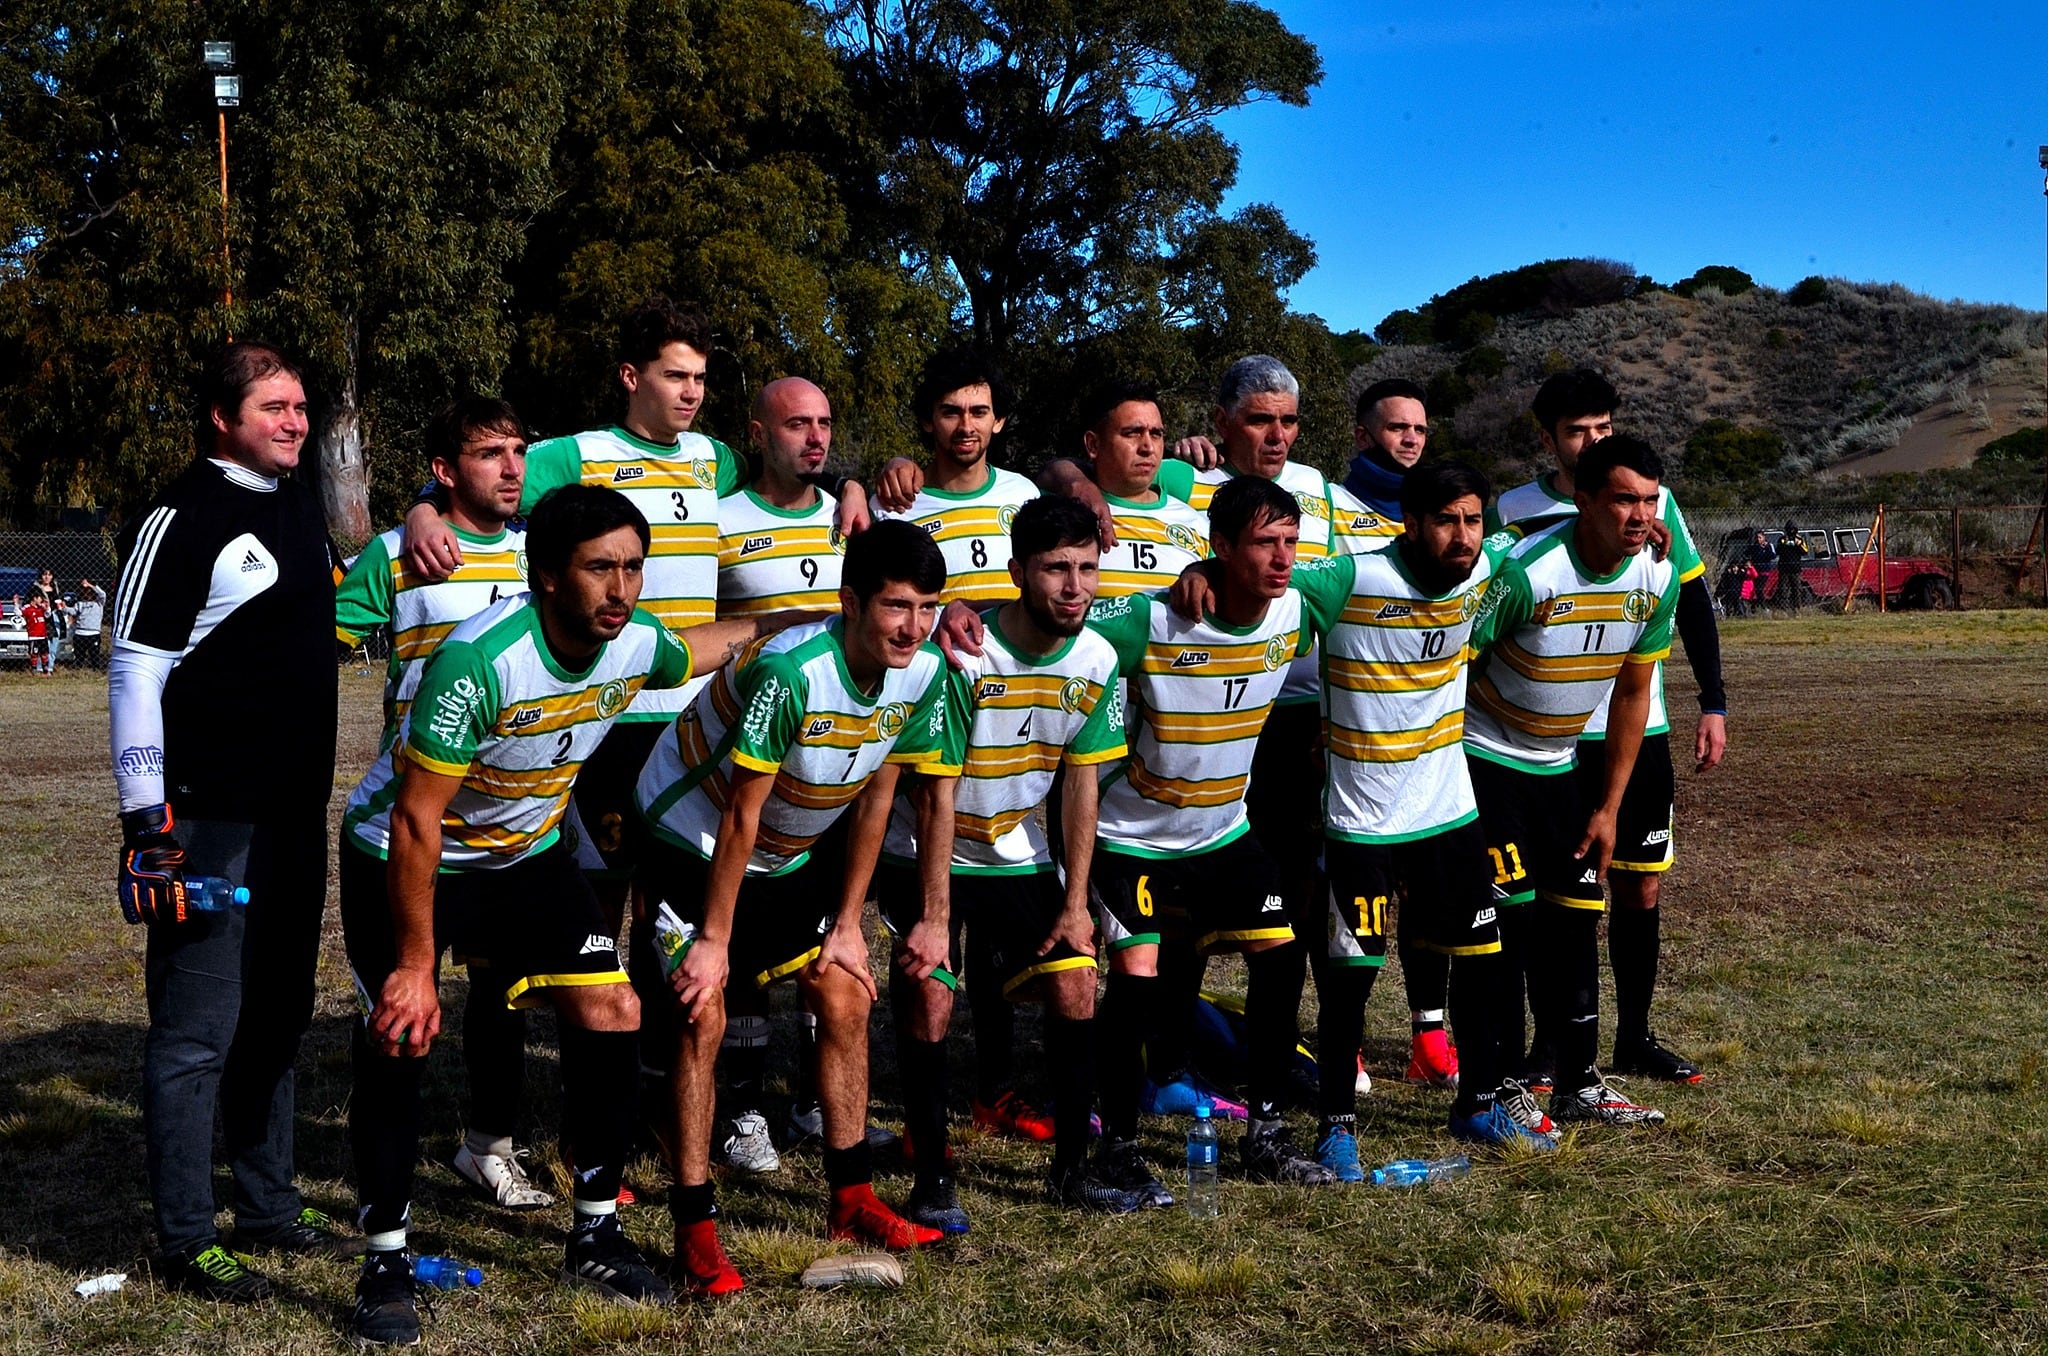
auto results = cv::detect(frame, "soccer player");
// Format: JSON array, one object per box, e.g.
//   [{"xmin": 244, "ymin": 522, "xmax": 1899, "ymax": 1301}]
[
  {"xmin": 1073, "ymin": 382, "xmax": 1211, "ymax": 596},
  {"xmin": 876, "ymin": 495, "xmax": 1142, "ymax": 1231},
  {"xmin": 1465, "ymin": 435, "xmax": 1678, "ymax": 1127},
  {"xmin": 339, "ymin": 486, "xmax": 802, "ymax": 1342},
  {"xmin": 869, "ymin": 348, "xmax": 1057, "ymax": 1141},
  {"xmin": 1328, "ymin": 378, "xmax": 1461, "ymax": 1092},
  {"xmin": 1085, "ymin": 474, "xmax": 1351, "ymax": 1196},
  {"xmin": 335, "ymin": 398, "xmax": 552, "ymax": 1211},
  {"xmin": 635, "ymin": 519, "xmax": 959, "ymax": 1292},
  {"xmin": 110, "ymin": 341, "xmax": 358, "ymax": 1301},
  {"xmin": 1492, "ymin": 369, "xmax": 1727, "ymax": 1085}
]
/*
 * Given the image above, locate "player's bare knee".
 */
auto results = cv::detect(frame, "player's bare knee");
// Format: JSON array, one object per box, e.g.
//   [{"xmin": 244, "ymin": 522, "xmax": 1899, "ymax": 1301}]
[
  {"xmin": 1612, "ymin": 871, "xmax": 1659, "ymax": 910},
  {"xmin": 1045, "ymin": 968, "xmax": 1096, "ymax": 1020},
  {"xmin": 561, "ymin": 981, "xmax": 640, "ymax": 1032}
]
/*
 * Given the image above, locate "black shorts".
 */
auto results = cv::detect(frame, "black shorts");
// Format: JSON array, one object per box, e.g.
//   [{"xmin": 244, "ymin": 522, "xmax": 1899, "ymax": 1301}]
[
  {"xmin": 1574, "ymin": 733, "xmax": 1676, "ymax": 874},
  {"xmin": 1324, "ymin": 821, "xmax": 1500, "ymax": 965},
  {"xmin": 569, "ymin": 720, "xmax": 664, "ymax": 878},
  {"xmin": 1467, "ymin": 753, "xmax": 1605, "ymax": 912},
  {"xmin": 875, "ymin": 863, "xmax": 1094, "ymax": 999},
  {"xmin": 1245, "ymin": 701, "xmax": 1323, "ymax": 863},
  {"xmin": 1091, "ymin": 831, "xmax": 1291, "ymax": 954},
  {"xmin": 640, "ymin": 838, "xmax": 837, "ymax": 991},
  {"xmin": 338, "ymin": 841, "xmax": 629, "ymax": 1018}
]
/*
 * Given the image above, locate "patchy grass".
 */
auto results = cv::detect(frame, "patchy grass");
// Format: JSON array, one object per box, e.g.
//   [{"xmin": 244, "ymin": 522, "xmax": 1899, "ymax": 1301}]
[{"xmin": 3, "ymin": 613, "xmax": 2048, "ymax": 1352}]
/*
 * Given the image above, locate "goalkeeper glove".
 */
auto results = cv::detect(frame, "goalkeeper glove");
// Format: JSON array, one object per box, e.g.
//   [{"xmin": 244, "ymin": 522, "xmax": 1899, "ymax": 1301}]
[{"xmin": 119, "ymin": 804, "xmax": 190, "ymax": 925}]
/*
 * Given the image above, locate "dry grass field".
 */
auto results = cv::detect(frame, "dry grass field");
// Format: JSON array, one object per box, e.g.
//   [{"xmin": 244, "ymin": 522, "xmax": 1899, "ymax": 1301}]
[{"xmin": 1, "ymin": 610, "xmax": 2046, "ymax": 1353}]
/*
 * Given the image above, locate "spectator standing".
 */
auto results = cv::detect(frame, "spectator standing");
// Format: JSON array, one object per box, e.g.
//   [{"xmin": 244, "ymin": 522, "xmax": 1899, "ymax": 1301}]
[
  {"xmin": 1774, "ymin": 522, "xmax": 1809, "ymax": 612},
  {"xmin": 74, "ymin": 579, "xmax": 106, "ymax": 670},
  {"xmin": 23, "ymin": 589, "xmax": 51, "ymax": 674}
]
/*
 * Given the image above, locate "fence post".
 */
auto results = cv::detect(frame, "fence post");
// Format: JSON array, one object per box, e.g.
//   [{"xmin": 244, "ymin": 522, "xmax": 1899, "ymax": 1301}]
[
  {"xmin": 1876, "ymin": 504, "xmax": 1886, "ymax": 614},
  {"xmin": 1951, "ymin": 507, "xmax": 1962, "ymax": 608}
]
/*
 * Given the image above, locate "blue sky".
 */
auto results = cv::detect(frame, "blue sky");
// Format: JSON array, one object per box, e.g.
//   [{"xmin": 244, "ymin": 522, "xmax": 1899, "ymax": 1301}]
[{"xmin": 1217, "ymin": 1, "xmax": 2048, "ymax": 335}]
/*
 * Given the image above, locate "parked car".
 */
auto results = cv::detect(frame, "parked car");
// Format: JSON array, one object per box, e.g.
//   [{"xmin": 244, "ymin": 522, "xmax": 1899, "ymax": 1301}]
[{"xmin": 1718, "ymin": 526, "xmax": 1956, "ymax": 610}]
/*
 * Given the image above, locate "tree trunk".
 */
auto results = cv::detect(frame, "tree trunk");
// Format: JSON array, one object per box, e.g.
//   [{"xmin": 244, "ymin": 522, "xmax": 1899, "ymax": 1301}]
[{"xmin": 317, "ymin": 316, "xmax": 372, "ymax": 545}]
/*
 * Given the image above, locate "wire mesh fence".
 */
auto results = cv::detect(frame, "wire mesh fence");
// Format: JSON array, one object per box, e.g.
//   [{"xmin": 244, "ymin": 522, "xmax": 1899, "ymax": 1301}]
[
  {"xmin": 0, "ymin": 531, "xmax": 124, "ymax": 669},
  {"xmin": 1684, "ymin": 504, "xmax": 2048, "ymax": 613}
]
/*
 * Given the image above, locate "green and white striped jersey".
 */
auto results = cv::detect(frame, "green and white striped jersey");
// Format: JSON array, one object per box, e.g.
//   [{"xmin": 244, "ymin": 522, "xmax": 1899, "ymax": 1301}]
[
  {"xmin": 334, "ymin": 522, "xmax": 528, "ymax": 750},
  {"xmin": 715, "ymin": 487, "xmax": 843, "ymax": 618},
  {"xmin": 1488, "ymin": 475, "xmax": 1706, "ymax": 739},
  {"xmin": 342, "ymin": 594, "xmax": 695, "ymax": 868},
  {"xmin": 1085, "ymin": 576, "xmax": 1344, "ymax": 858},
  {"xmin": 1330, "ymin": 482, "xmax": 1403, "ymax": 554},
  {"xmin": 1465, "ymin": 523, "xmax": 1677, "ymax": 775},
  {"xmin": 874, "ymin": 466, "xmax": 1039, "ymax": 604},
  {"xmin": 881, "ymin": 608, "xmax": 1127, "ymax": 875},
  {"xmin": 635, "ymin": 619, "xmax": 962, "ymax": 877},
  {"xmin": 523, "ymin": 425, "xmax": 744, "ymax": 721},
  {"xmin": 1316, "ymin": 539, "xmax": 1507, "ymax": 844},
  {"xmin": 1097, "ymin": 489, "xmax": 1211, "ymax": 598},
  {"xmin": 1156, "ymin": 457, "xmax": 1339, "ymax": 704}
]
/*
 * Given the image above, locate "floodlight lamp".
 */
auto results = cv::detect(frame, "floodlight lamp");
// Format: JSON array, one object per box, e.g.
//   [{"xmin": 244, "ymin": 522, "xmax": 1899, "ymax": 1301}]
[
  {"xmin": 2038, "ymin": 145, "xmax": 2048, "ymax": 169},
  {"xmin": 202, "ymin": 41, "xmax": 237, "ymax": 71},
  {"xmin": 214, "ymin": 75, "xmax": 241, "ymax": 108}
]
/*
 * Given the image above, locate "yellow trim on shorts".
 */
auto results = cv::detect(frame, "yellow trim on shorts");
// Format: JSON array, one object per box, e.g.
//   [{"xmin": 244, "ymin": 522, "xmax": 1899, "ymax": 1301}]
[
  {"xmin": 502, "ymin": 969, "xmax": 630, "ymax": 1009},
  {"xmin": 1198, "ymin": 925, "xmax": 1295, "ymax": 952},
  {"xmin": 1420, "ymin": 939, "xmax": 1504, "ymax": 956},
  {"xmin": 755, "ymin": 946, "xmax": 824, "ymax": 989},
  {"xmin": 1000, "ymin": 955, "xmax": 1100, "ymax": 997},
  {"xmin": 1540, "ymin": 891, "xmax": 1608, "ymax": 912},
  {"xmin": 1609, "ymin": 854, "xmax": 1675, "ymax": 874}
]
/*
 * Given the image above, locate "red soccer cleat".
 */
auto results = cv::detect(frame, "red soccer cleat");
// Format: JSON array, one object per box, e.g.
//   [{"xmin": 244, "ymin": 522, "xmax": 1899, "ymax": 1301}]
[
  {"xmin": 1407, "ymin": 1029, "xmax": 1461, "ymax": 1089},
  {"xmin": 971, "ymin": 1090, "xmax": 1056, "ymax": 1141},
  {"xmin": 673, "ymin": 1218, "xmax": 744, "ymax": 1297},
  {"xmin": 827, "ymin": 1185, "xmax": 945, "ymax": 1251}
]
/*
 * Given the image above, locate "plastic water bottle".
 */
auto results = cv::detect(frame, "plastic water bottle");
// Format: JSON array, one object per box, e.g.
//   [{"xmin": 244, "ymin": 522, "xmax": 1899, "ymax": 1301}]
[
  {"xmin": 186, "ymin": 876, "xmax": 250, "ymax": 911},
  {"xmin": 414, "ymin": 1255, "xmax": 483, "ymax": 1289},
  {"xmin": 1370, "ymin": 1153, "xmax": 1472, "ymax": 1187},
  {"xmin": 1184, "ymin": 1103, "xmax": 1220, "ymax": 1218}
]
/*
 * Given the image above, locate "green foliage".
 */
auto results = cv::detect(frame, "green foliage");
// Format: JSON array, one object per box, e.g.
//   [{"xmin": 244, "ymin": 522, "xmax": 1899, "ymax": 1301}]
[
  {"xmin": 1373, "ymin": 307, "xmax": 1432, "ymax": 347},
  {"xmin": 1684, "ymin": 418, "xmax": 1785, "ymax": 481},
  {"xmin": 1765, "ymin": 326, "xmax": 1791, "ymax": 350},
  {"xmin": 1675, "ymin": 265, "xmax": 1756, "ymax": 298},
  {"xmin": 1788, "ymin": 275, "xmax": 1831, "ymax": 307},
  {"xmin": 1975, "ymin": 425, "xmax": 2045, "ymax": 465},
  {"xmin": 1457, "ymin": 344, "xmax": 1505, "ymax": 381},
  {"xmin": 1329, "ymin": 328, "xmax": 1378, "ymax": 371}
]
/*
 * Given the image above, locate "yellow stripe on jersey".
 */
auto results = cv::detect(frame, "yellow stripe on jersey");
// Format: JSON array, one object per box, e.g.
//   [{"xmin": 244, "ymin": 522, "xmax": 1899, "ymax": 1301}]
[
  {"xmin": 577, "ymin": 459, "xmax": 710, "ymax": 489},
  {"xmin": 489, "ymin": 693, "xmax": 614, "ymax": 736},
  {"xmin": 962, "ymin": 741, "xmax": 1067, "ymax": 777},
  {"xmin": 955, "ymin": 805, "xmax": 1035, "ymax": 844},
  {"xmin": 1139, "ymin": 641, "xmax": 1295, "ymax": 677},
  {"xmin": 462, "ymin": 761, "xmax": 581, "ymax": 802},
  {"xmin": 1324, "ymin": 651, "xmax": 1467, "ymax": 693},
  {"xmin": 1470, "ymin": 673, "xmax": 1599, "ymax": 738},
  {"xmin": 1337, "ymin": 595, "xmax": 1475, "ymax": 629},
  {"xmin": 1493, "ymin": 638, "xmax": 1628, "ymax": 686},
  {"xmin": 1143, "ymin": 707, "xmax": 1271, "ymax": 746},
  {"xmin": 1327, "ymin": 710, "xmax": 1465, "ymax": 763},
  {"xmin": 1124, "ymin": 757, "xmax": 1250, "ymax": 809}
]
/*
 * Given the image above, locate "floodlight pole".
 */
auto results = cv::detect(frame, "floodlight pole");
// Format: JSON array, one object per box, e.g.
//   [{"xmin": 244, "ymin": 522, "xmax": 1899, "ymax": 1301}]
[
  {"xmin": 217, "ymin": 110, "xmax": 232, "ymax": 315},
  {"xmin": 2040, "ymin": 145, "xmax": 2047, "ymax": 602},
  {"xmin": 203, "ymin": 42, "xmax": 240, "ymax": 331}
]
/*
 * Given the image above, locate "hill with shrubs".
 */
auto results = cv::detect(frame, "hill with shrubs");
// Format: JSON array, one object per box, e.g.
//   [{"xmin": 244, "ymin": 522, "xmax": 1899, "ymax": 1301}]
[{"xmin": 1342, "ymin": 260, "xmax": 2047, "ymax": 509}]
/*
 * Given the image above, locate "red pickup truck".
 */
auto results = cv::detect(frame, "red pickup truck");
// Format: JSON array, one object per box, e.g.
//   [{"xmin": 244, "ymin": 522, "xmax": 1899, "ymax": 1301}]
[{"xmin": 1718, "ymin": 526, "xmax": 1956, "ymax": 611}]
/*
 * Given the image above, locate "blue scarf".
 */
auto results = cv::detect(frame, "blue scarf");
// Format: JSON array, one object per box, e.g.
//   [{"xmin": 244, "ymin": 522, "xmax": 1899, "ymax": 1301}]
[{"xmin": 1342, "ymin": 453, "xmax": 1405, "ymax": 518}]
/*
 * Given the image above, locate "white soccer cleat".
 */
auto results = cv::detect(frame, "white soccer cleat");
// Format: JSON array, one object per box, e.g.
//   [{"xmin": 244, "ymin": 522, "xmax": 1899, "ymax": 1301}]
[
  {"xmin": 451, "ymin": 1143, "xmax": 556, "ymax": 1210},
  {"xmin": 717, "ymin": 1112, "xmax": 783, "ymax": 1174},
  {"xmin": 1354, "ymin": 1053, "xmax": 1373, "ymax": 1097}
]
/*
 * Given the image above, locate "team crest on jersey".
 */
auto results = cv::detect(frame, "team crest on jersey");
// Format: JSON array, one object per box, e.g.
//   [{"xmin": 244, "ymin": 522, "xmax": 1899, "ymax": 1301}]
[
  {"xmin": 829, "ymin": 529, "xmax": 847, "ymax": 554},
  {"xmin": 1295, "ymin": 492, "xmax": 1329, "ymax": 520},
  {"xmin": 976, "ymin": 679, "xmax": 1008, "ymax": 702},
  {"xmin": 1459, "ymin": 589, "xmax": 1483, "ymax": 621},
  {"xmin": 612, "ymin": 465, "xmax": 645, "ymax": 484},
  {"xmin": 805, "ymin": 716, "xmax": 836, "ymax": 738},
  {"xmin": 691, "ymin": 458, "xmax": 713, "ymax": 486},
  {"xmin": 1167, "ymin": 524, "xmax": 1201, "ymax": 553},
  {"xmin": 507, "ymin": 704, "xmax": 544, "ymax": 731},
  {"xmin": 878, "ymin": 703, "xmax": 909, "ymax": 738},
  {"xmin": 1262, "ymin": 636, "xmax": 1289, "ymax": 671},
  {"xmin": 514, "ymin": 551, "xmax": 529, "ymax": 579},
  {"xmin": 998, "ymin": 504, "xmax": 1019, "ymax": 532},
  {"xmin": 1375, "ymin": 602, "xmax": 1413, "ymax": 621},
  {"xmin": 596, "ymin": 679, "xmax": 629, "ymax": 719},
  {"xmin": 1171, "ymin": 650, "xmax": 1210, "ymax": 669},
  {"xmin": 1622, "ymin": 588, "xmax": 1654, "ymax": 623},
  {"xmin": 740, "ymin": 535, "xmax": 775, "ymax": 556},
  {"xmin": 1059, "ymin": 677, "xmax": 1088, "ymax": 713}
]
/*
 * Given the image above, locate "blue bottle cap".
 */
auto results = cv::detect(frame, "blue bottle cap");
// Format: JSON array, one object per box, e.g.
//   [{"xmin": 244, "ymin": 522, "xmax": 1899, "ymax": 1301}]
[{"xmin": 1194, "ymin": 1103, "xmax": 1212, "ymax": 1119}]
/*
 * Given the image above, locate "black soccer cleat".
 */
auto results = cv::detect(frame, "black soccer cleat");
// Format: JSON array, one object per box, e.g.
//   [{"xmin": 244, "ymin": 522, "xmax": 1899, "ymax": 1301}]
[
  {"xmin": 1047, "ymin": 1159, "xmax": 1144, "ymax": 1214},
  {"xmin": 1611, "ymin": 1032, "xmax": 1704, "ymax": 1084},
  {"xmin": 231, "ymin": 1205, "xmax": 368, "ymax": 1258},
  {"xmin": 1241, "ymin": 1119, "xmax": 1340, "ymax": 1187},
  {"xmin": 562, "ymin": 1214, "xmax": 674, "ymax": 1305},
  {"xmin": 1094, "ymin": 1137, "xmax": 1175, "ymax": 1210},
  {"xmin": 351, "ymin": 1249, "xmax": 421, "ymax": 1347},
  {"xmin": 163, "ymin": 1243, "xmax": 274, "ymax": 1304},
  {"xmin": 904, "ymin": 1173, "xmax": 972, "ymax": 1235}
]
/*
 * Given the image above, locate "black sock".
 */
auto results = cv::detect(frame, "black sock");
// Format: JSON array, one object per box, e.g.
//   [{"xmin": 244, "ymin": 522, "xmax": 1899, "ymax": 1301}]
[
  {"xmin": 1146, "ymin": 946, "xmax": 1204, "ymax": 1082},
  {"xmin": 1609, "ymin": 904, "xmax": 1660, "ymax": 1047},
  {"xmin": 1496, "ymin": 903, "xmax": 1533, "ymax": 1068},
  {"xmin": 350, "ymin": 1020, "xmax": 426, "ymax": 1238},
  {"xmin": 794, "ymin": 1009, "xmax": 820, "ymax": 1111},
  {"xmin": 897, "ymin": 1034, "xmax": 950, "ymax": 1177},
  {"xmin": 558, "ymin": 1025, "xmax": 638, "ymax": 1207},
  {"xmin": 1398, "ymin": 928, "xmax": 1449, "ymax": 1031},
  {"xmin": 963, "ymin": 943, "xmax": 1016, "ymax": 1102},
  {"xmin": 1244, "ymin": 942, "xmax": 1308, "ymax": 1121},
  {"xmin": 669, "ymin": 1181, "xmax": 718, "ymax": 1226},
  {"xmin": 1045, "ymin": 1016, "xmax": 1096, "ymax": 1176},
  {"xmin": 1315, "ymin": 964, "xmax": 1376, "ymax": 1123},
  {"xmin": 1099, "ymin": 973, "xmax": 1161, "ymax": 1143},
  {"xmin": 721, "ymin": 1012, "xmax": 770, "ymax": 1114},
  {"xmin": 1534, "ymin": 901, "xmax": 1602, "ymax": 1094},
  {"xmin": 1448, "ymin": 949, "xmax": 1507, "ymax": 1115},
  {"xmin": 823, "ymin": 1139, "xmax": 872, "ymax": 1190},
  {"xmin": 626, "ymin": 917, "xmax": 676, "ymax": 1081},
  {"xmin": 461, "ymin": 965, "xmax": 527, "ymax": 1135}
]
